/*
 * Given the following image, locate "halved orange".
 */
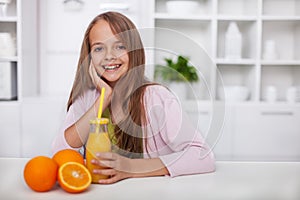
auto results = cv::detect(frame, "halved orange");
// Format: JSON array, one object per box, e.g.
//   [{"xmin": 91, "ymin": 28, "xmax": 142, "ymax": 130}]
[{"xmin": 58, "ymin": 162, "xmax": 91, "ymax": 193}]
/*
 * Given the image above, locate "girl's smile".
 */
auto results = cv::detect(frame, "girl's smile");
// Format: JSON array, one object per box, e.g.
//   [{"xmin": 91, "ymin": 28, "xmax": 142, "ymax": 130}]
[{"xmin": 102, "ymin": 63, "xmax": 122, "ymax": 71}]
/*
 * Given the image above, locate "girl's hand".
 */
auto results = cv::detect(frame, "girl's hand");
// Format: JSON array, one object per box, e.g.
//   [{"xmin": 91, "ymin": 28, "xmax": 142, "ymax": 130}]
[
  {"xmin": 89, "ymin": 62, "xmax": 112, "ymax": 104},
  {"xmin": 89, "ymin": 62, "xmax": 112, "ymax": 94},
  {"xmin": 91, "ymin": 152, "xmax": 133, "ymax": 184}
]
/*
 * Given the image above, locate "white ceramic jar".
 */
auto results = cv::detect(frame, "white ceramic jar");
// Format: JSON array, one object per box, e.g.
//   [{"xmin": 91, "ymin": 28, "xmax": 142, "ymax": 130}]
[
  {"xmin": 225, "ymin": 22, "xmax": 242, "ymax": 59},
  {"xmin": 265, "ymin": 86, "xmax": 277, "ymax": 103},
  {"xmin": 263, "ymin": 40, "xmax": 278, "ymax": 60},
  {"xmin": 0, "ymin": 32, "xmax": 15, "ymax": 57},
  {"xmin": 286, "ymin": 86, "xmax": 298, "ymax": 103}
]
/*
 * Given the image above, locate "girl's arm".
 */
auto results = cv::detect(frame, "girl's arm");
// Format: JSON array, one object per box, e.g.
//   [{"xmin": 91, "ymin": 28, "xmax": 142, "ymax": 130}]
[
  {"xmin": 144, "ymin": 85, "xmax": 215, "ymax": 177},
  {"xmin": 65, "ymin": 63, "xmax": 112, "ymax": 148},
  {"xmin": 91, "ymin": 152, "xmax": 169, "ymax": 184},
  {"xmin": 130, "ymin": 158, "xmax": 170, "ymax": 177},
  {"xmin": 64, "ymin": 96, "xmax": 109, "ymax": 148}
]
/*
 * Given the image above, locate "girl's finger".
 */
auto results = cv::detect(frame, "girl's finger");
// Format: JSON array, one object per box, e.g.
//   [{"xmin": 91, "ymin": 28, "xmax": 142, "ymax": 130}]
[
  {"xmin": 98, "ymin": 160, "xmax": 115, "ymax": 168},
  {"xmin": 91, "ymin": 159, "xmax": 115, "ymax": 168},
  {"xmin": 93, "ymin": 168, "xmax": 117, "ymax": 176},
  {"xmin": 98, "ymin": 175, "xmax": 119, "ymax": 184},
  {"xmin": 96, "ymin": 152, "xmax": 117, "ymax": 160},
  {"xmin": 89, "ymin": 62, "xmax": 98, "ymax": 86}
]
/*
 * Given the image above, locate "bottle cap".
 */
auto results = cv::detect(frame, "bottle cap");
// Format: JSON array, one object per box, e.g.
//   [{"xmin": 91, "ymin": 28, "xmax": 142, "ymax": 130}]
[{"xmin": 89, "ymin": 118, "xmax": 109, "ymax": 125}]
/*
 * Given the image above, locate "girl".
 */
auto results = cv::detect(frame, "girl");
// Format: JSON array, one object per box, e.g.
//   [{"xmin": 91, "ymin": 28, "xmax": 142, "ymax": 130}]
[{"xmin": 52, "ymin": 11, "xmax": 215, "ymax": 184}]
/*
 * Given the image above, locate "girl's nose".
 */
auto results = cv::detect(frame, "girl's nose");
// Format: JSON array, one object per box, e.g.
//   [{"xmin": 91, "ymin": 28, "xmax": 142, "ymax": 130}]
[{"xmin": 104, "ymin": 48, "xmax": 116, "ymax": 61}]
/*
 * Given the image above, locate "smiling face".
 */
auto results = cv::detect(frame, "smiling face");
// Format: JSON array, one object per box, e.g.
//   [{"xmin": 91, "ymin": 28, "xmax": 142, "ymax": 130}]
[{"xmin": 89, "ymin": 19, "xmax": 129, "ymax": 87}]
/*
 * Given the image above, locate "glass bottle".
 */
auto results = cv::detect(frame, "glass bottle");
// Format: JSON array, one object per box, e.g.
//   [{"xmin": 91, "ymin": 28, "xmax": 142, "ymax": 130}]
[{"xmin": 85, "ymin": 118, "xmax": 111, "ymax": 183}]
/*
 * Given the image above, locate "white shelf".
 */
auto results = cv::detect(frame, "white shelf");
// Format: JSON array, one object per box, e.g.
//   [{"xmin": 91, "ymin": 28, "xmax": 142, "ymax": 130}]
[
  {"xmin": 216, "ymin": 58, "xmax": 256, "ymax": 65},
  {"xmin": 217, "ymin": 15, "xmax": 257, "ymax": 21},
  {"xmin": 152, "ymin": 0, "xmax": 300, "ymax": 103},
  {"xmin": 0, "ymin": 17, "xmax": 18, "ymax": 22},
  {"xmin": 0, "ymin": 56, "xmax": 18, "ymax": 62},
  {"xmin": 262, "ymin": 16, "xmax": 300, "ymax": 21},
  {"xmin": 154, "ymin": 13, "xmax": 211, "ymax": 21},
  {"xmin": 261, "ymin": 60, "xmax": 300, "ymax": 66},
  {"xmin": 3, "ymin": 0, "xmax": 299, "ymax": 104}
]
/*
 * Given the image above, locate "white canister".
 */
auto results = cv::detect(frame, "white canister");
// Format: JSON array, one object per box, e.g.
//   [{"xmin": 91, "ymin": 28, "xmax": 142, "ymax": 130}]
[
  {"xmin": 0, "ymin": 32, "xmax": 16, "ymax": 57},
  {"xmin": 0, "ymin": 0, "xmax": 11, "ymax": 16},
  {"xmin": 265, "ymin": 86, "xmax": 277, "ymax": 103},
  {"xmin": 263, "ymin": 40, "xmax": 278, "ymax": 60},
  {"xmin": 0, "ymin": 62, "xmax": 17, "ymax": 100},
  {"xmin": 225, "ymin": 22, "xmax": 242, "ymax": 59},
  {"xmin": 286, "ymin": 87, "xmax": 298, "ymax": 103}
]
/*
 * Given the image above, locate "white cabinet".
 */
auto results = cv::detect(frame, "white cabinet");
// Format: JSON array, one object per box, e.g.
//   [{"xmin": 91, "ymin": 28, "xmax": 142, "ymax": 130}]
[
  {"xmin": 152, "ymin": 0, "xmax": 300, "ymax": 103},
  {"xmin": 184, "ymin": 101, "xmax": 235, "ymax": 160},
  {"xmin": 233, "ymin": 104, "xmax": 300, "ymax": 161},
  {"xmin": 186, "ymin": 103, "xmax": 300, "ymax": 161}
]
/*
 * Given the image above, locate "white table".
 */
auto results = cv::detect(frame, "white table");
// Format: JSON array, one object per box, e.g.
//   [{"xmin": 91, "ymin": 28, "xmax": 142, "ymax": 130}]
[{"xmin": 0, "ymin": 158, "xmax": 299, "ymax": 200}]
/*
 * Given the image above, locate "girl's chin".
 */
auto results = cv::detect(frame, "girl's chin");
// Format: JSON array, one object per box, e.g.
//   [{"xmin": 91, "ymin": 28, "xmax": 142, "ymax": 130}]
[
  {"xmin": 102, "ymin": 74, "xmax": 121, "ymax": 84},
  {"xmin": 103, "ymin": 68, "xmax": 127, "ymax": 82}
]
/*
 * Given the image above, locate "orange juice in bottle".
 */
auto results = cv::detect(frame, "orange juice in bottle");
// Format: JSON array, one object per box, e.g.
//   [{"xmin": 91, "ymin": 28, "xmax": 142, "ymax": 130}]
[{"xmin": 85, "ymin": 118, "xmax": 111, "ymax": 183}]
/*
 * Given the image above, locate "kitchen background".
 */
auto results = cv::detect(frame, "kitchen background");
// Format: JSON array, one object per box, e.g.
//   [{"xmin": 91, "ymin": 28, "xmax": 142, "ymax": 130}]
[{"xmin": 0, "ymin": 0, "xmax": 300, "ymax": 161}]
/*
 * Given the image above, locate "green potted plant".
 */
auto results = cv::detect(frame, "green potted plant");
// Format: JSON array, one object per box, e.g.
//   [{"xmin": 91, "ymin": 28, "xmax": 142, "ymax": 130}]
[
  {"xmin": 154, "ymin": 55, "xmax": 199, "ymax": 100},
  {"xmin": 155, "ymin": 55, "xmax": 199, "ymax": 83}
]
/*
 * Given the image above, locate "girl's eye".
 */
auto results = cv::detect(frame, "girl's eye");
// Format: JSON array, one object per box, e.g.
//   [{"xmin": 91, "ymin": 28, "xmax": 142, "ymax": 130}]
[
  {"xmin": 116, "ymin": 44, "xmax": 126, "ymax": 50},
  {"xmin": 94, "ymin": 47, "xmax": 104, "ymax": 52}
]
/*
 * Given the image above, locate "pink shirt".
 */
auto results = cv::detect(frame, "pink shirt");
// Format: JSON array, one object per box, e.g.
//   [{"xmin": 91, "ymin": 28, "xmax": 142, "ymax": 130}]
[{"xmin": 52, "ymin": 85, "xmax": 215, "ymax": 177}]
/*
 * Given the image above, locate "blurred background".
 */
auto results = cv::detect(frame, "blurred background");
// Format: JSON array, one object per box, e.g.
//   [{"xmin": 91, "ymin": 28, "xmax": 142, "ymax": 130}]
[{"xmin": 0, "ymin": 0, "xmax": 299, "ymax": 160}]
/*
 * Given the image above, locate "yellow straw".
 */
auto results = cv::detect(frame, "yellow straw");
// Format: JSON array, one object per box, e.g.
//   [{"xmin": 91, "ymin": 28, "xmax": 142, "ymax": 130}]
[
  {"xmin": 97, "ymin": 87, "xmax": 106, "ymax": 119},
  {"xmin": 95, "ymin": 87, "xmax": 105, "ymax": 133}
]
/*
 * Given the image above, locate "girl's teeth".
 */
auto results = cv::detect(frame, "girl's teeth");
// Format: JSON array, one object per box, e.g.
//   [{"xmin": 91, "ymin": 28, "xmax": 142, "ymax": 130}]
[{"xmin": 104, "ymin": 65, "xmax": 120, "ymax": 70}]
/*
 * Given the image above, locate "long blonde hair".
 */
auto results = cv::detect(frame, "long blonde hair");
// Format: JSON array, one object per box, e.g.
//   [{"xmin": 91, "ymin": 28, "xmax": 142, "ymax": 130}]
[{"xmin": 67, "ymin": 12, "xmax": 152, "ymax": 157}]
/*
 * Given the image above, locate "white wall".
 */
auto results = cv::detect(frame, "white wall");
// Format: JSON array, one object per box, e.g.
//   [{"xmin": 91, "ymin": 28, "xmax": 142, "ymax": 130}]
[
  {"xmin": 39, "ymin": 0, "xmax": 152, "ymax": 97},
  {"xmin": 21, "ymin": 97, "xmax": 67, "ymax": 158}
]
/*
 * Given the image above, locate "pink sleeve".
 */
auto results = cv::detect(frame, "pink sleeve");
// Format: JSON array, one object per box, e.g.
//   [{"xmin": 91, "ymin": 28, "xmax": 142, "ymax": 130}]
[
  {"xmin": 144, "ymin": 86, "xmax": 215, "ymax": 177},
  {"xmin": 51, "ymin": 90, "xmax": 98, "ymax": 155}
]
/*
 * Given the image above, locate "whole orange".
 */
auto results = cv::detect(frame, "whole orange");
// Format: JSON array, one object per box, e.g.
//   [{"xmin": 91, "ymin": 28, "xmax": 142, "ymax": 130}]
[
  {"xmin": 23, "ymin": 156, "xmax": 58, "ymax": 192},
  {"xmin": 52, "ymin": 149, "xmax": 84, "ymax": 167}
]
